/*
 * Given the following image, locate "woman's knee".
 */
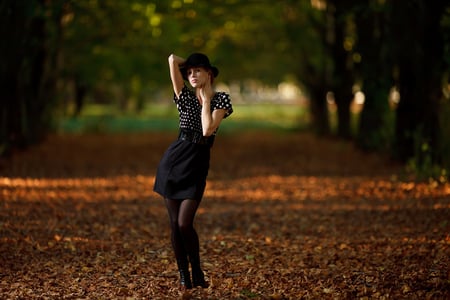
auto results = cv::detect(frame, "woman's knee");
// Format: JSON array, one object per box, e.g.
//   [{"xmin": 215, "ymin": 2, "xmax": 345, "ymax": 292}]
[{"xmin": 178, "ymin": 221, "xmax": 194, "ymax": 235}]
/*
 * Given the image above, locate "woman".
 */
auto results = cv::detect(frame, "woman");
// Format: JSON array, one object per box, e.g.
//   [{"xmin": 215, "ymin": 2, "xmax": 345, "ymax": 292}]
[{"xmin": 153, "ymin": 53, "xmax": 233, "ymax": 290}]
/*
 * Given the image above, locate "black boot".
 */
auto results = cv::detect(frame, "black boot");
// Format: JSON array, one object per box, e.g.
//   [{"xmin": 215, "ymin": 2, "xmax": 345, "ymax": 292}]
[
  {"xmin": 192, "ymin": 267, "xmax": 208, "ymax": 288},
  {"xmin": 190, "ymin": 256, "xmax": 209, "ymax": 288},
  {"xmin": 177, "ymin": 260, "xmax": 192, "ymax": 290}
]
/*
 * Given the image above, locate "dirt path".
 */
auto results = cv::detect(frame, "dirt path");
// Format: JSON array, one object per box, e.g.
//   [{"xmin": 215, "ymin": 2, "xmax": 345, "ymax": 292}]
[{"xmin": 1, "ymin": 132, "xmax": 449, "ymax": 299}]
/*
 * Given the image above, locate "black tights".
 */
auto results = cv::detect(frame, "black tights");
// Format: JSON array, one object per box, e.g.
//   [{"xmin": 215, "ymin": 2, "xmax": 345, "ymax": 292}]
[{"xmin": 165, "ymin": 198, "xmax": 201, "ymax": 270}]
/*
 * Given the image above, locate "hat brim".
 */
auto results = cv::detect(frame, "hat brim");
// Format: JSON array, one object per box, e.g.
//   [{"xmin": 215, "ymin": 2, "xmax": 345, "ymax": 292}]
[{"xmin": 180, "ymin": 65, "xmax": 219, "ymax": 80}]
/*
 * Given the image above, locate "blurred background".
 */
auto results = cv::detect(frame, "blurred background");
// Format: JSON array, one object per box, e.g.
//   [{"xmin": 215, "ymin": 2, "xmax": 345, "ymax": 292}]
[{"xmin": 1, "ymin": 0, "xmax": 449, "ymax": 179}]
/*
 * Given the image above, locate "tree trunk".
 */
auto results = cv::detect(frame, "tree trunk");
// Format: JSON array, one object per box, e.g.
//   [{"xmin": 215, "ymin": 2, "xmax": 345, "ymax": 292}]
[
  {"xmin": 1, "ymin": 0, "xmax": 30, "ymax": 151},
  {"xmin": 392, "ymin": 0, "xmax": 445, "ymax": 164},
  {"xmin": 1, "ymin": 0, "xmax": 61, "ymax": 155},
  {"xmin": 329, "ymin": 0, "xmax": 354, "ymax": 139},
  {"xmin": 355, "ymin": 1, "xmax": 392, "ymax": 151},
  {"xmin": 309, "ymin": 85, "xmax": 330, "ymax": 135}
]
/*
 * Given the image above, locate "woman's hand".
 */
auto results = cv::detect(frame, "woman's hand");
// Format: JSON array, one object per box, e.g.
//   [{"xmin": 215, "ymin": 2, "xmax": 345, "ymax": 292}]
[
  {"xmin": 199, "ymin": 73, "xmax": 226, "ymax": 136},
  {"xmin": 168, "ymin": 54, "xmax": 185, "ymax": 66},
  {"xmin": 198, "ymin": 73, "xmax": 213, "ymax": 104}
]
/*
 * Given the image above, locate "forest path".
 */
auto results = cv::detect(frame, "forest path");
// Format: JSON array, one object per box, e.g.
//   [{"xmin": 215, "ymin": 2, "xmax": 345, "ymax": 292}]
[{"xmin": 1, "ymin": 132, "xmax": 449, "ymax": 299}]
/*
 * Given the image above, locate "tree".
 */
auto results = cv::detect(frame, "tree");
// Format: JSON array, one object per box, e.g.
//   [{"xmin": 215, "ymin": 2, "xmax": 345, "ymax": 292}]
[
  {"xmin": 59, "ymin": 1, "xmax": 168, "ymax": 114},
  {"xmin": 282, "ymin": 0, "xmax": 331, "ymax": 135},
  {"xmin": 1, "ymin": 0, "xmax": 62, "ymax": 154},
  {"xmin": 391, "ymin": 0, "xmax": 447, "ymax": 167},
  {"xmin": 4, "ymin": 0, "xmax": 448, "ymax": 175},
  {"xmin": 354, "ymin": 1, "xmax": 392, "ymax": 151},
  {"xmin": 328, "ymin": 0, "xmax": 355, "ymax": 139}
]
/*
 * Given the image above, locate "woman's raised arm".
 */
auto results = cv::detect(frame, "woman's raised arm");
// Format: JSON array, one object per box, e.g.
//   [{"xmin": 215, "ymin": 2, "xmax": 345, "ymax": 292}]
[{"xmin": 168, "ymin": 54, "xmax": 185, "ymax": 97}]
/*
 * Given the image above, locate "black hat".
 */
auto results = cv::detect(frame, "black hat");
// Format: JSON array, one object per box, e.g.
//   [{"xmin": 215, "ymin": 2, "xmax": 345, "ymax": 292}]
[{"xmin": 180, "ymin": 53, "xmax": 219, "ymax": 80}]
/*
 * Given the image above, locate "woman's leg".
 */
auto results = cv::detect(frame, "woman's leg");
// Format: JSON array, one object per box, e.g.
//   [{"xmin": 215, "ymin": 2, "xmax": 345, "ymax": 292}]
[
  {"xmin": 165, "ymin": 198, "xmax": 208, "ymax": 288},
  {"xmin": 177, "ymin": 199, "xmax": 200, "ymax": 262},
  {"xmin": 165, "ymin": 198, "xmax": 192, "ymax": 289},
  {"xmin": 178, "ymin": 199, "xmax": 208, "ymax": 288}
]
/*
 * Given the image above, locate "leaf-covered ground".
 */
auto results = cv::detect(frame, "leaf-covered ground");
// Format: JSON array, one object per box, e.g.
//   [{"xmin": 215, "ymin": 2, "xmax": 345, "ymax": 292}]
[{"xmin": 1, "ymin": 131, "xmax": 449, "ymax": 299}]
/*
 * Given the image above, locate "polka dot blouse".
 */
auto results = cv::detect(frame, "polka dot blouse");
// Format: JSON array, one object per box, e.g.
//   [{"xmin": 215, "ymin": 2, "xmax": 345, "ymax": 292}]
[{"xmin": 174, "ymin": 85, "xmax": 233, "ymax": 134}]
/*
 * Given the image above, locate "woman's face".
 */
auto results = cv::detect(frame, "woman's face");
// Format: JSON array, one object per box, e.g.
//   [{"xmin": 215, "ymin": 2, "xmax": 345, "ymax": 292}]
[{"xmin": 187, "ymin": 67, "xmax": 211, "ymax": 88}]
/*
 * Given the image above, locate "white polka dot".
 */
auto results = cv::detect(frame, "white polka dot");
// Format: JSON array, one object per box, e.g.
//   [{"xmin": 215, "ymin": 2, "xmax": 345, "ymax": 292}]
[{"xmin": 174, "ymin": 86, "xmax": 233, "ymax": 134}]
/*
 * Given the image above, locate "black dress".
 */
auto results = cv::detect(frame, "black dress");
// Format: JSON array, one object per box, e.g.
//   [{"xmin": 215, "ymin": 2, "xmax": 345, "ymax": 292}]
[{"xmin": 153, "ymin": 85, "xmax": 233, "ymax": 200}]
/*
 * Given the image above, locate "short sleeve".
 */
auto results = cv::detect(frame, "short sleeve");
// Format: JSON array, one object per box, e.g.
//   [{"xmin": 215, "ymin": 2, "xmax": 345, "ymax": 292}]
[{"xmin": 212, "ymin": 92, "xmax": 233, "ymax": 119}]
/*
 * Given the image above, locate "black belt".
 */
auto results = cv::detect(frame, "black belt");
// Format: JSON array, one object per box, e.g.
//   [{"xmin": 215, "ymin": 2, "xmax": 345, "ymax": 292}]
[{"xmin": 178, "ymin": 129, "xmax": 215, "ymax": 146}]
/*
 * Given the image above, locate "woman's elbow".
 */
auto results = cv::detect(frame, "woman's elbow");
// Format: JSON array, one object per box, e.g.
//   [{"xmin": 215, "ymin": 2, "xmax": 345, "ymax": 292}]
[
  {"xmin": 202, "ymin": 124, "xmax": 218, "ymax": 137},
  {"xmin": 203, "ymin": 128, "xmax": 215, "ymax": 137}
]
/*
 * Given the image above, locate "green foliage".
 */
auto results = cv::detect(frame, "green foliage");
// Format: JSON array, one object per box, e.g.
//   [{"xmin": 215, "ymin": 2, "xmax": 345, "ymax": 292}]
[
  {"xmin": 435, "ymin": 97, "xmax": 450, "ymax": 182},
  {"xmin": 60, "ymin": 1, "xmax": 167, "ymax": 84},
  {"xmin": 406, "ymin": 157, "xmax": 448, "ymax": 184},
  {"xmin": 2, "ymin": 0, "xmax": 450, "ymax": 176},
  {"xmin": 406, "ymin": 122, "xmax": 449, "ymax": 183},
  {"xmin": 58, "ymin": 103, "xmax": 308, "ymax": 134},
  {"xmin": 58, "ymin": 0, "xmax": 315, "ymax": 90}
]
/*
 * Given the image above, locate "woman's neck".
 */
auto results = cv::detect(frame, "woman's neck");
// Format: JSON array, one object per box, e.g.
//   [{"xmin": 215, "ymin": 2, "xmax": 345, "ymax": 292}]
[{"xmin": 196, "ymin": 87, "xmax": 214, "ymax": 102}]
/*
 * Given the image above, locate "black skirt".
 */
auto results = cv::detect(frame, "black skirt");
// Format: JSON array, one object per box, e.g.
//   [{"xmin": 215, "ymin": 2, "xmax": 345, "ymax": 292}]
[{"xmin": 153, "ymin": 137, "xmax": 211, "ymax": 201}]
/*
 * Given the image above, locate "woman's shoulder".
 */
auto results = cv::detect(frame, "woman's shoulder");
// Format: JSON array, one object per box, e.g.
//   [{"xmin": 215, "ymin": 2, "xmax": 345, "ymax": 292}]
[
  {"xmin": 179, "ymin": 85, "xmax": 196, "ymax": 99},
  {"xmin": 174, "ymin": 85, "xmax": 196, "ymax": 106},
  {"xmin": 212, "ymin": 91, "xmax": 233, "ymax": 117}
]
